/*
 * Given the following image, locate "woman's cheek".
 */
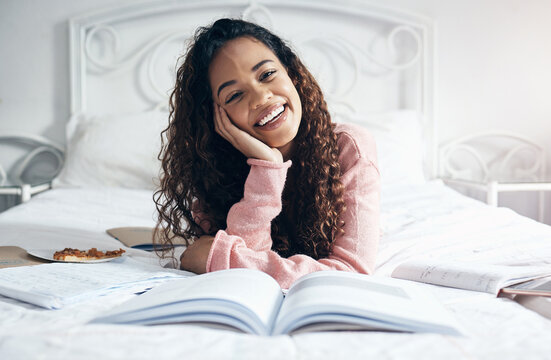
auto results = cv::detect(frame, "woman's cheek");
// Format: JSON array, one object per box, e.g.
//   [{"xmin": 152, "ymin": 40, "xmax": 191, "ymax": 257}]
[{"xmin": 227, "ymin": 107, "xmax": 250, "ymax": 132}]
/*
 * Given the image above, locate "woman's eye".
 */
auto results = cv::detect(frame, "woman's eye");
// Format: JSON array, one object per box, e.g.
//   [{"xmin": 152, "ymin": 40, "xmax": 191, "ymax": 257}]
[
  {"xmin": 225, "ymin": 92, "xmax": 242, "ymax": 104},
  {"xmin": 260, "ymin": 70, "xmax": 276, "ymax": 81}
]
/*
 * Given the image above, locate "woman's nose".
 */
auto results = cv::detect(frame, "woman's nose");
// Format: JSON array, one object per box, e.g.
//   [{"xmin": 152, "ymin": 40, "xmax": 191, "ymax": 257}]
[{"xmin": 251, "ymin": 86, "xmax": 272, "ymax": 109}]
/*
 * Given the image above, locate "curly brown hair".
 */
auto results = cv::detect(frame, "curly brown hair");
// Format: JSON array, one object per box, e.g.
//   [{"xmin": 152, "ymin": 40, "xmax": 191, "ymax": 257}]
[{"xmin": 154, "ymin": 18, "xmax": 345, "ymax": 260}]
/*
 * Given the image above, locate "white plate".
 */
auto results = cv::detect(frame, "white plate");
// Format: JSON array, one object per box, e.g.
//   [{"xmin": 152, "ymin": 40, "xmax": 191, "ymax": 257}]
[{"xmin": 27, "ymin": 249, "xmax": 126, "ymax": 263}]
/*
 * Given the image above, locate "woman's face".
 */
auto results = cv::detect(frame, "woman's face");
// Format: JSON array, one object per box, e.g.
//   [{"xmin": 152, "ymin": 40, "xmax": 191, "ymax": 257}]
[{"xmin": 208, "ymin": 36, "xmax": 302, "ymax": 157}]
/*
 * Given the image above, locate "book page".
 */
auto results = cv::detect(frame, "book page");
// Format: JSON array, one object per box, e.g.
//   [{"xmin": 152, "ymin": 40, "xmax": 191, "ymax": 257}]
[
  {"xmin": 391, "ymin": 260, "xmax": 551, "ymax": 295},
  {"xmin": 272, "ymin": 271, "xmax": 461, "ymax": 335},
  {"xmin": 94, "ymin": 268, "xmax": 284, "ymax": 335},
  {"xmin": 0, "ymin": 257, "xmax": 185, "ymax": 309}
]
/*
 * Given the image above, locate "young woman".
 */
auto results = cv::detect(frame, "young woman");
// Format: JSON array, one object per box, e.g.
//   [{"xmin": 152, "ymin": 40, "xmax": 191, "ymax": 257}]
[{"xmin": 154, "ymin": 18, "xmax": 380, "ymax": 288}]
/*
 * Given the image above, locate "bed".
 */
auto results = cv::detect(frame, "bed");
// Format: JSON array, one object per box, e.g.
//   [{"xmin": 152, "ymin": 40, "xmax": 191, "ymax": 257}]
[{"xmin": 2, "ymin": 0, "xmax": 551, "ymax": 358}]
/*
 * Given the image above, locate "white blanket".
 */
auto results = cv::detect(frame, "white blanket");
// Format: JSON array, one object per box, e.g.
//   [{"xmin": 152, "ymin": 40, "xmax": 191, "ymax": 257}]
[{"xmin": 1, "ymin": 182, "xmax": 551, "ymax": 359}]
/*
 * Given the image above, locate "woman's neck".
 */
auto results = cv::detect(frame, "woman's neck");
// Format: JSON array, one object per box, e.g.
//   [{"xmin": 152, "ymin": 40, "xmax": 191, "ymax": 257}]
[{"xmin": 278, "ymin": 141, "xmax": 295, "ymax": 162}]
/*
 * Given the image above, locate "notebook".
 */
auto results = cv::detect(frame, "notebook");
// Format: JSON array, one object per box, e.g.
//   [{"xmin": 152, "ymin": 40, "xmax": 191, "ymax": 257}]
[
  {"xmin": 106, "ymin": 227, "xmax": 186, "ymax": 251},
  {"xmin": 0, "ymin": 246, "xmax": 48, "ymax": 269}
]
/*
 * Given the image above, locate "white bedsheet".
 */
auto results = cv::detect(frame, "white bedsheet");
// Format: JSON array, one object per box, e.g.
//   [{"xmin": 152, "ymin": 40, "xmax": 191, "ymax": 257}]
[
  {"xmin": 0, "ymin": 187, "xmax": 171, "ymax": 265},
  {"xmin": 0, "ymin": 187, "xmax": 157, "ymax": 248},
  {"xmin": 377, "ymin": 181, "xmax": 551, "ymax": 274},
  {"xmin": 1, "ymin": 182, "xmax": 551, "ymax": 359}
]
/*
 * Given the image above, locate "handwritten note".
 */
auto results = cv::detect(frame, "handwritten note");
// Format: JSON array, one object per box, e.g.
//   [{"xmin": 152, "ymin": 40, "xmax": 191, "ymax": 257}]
[{"xmin": 0, "ymin": 257, "xmax": 187, "ymax": 309}]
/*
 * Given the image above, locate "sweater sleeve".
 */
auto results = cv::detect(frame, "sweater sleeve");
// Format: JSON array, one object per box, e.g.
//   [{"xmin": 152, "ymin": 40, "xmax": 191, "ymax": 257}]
[
  {"xmin": 225, "ymin": 158, "xmax": 292, "ymax": 251},
  {"xmin": 206, "ymin": 128, "xmax": 380, "ymax": 289},
  {"xmin": 191, "ymin": 158, "xmax": 291, "ymax": 238}
]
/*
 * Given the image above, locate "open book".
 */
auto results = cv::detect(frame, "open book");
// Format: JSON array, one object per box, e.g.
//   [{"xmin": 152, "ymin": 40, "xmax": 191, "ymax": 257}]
[
  {"xmin": 92, "ymin": 269, "xmax": 461, "ymax": 336},
  {"xmin": 391, "ymin": 260, "xmax": 551, "ymax": 296}
]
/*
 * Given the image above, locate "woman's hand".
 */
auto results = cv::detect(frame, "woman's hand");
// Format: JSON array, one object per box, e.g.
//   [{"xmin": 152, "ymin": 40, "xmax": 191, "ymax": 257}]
[
  {"xmin": 180, "ymin": 235, "xmax": 214, "ymax": 274},
  {"xmin": 213, "ymin": 103, "xmax": 283, "ymax": 163}
]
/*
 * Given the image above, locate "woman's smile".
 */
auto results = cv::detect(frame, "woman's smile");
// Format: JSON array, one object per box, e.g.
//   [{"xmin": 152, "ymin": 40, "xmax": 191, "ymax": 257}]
[{"xmin": 255, "ymin": 103, "xmax": 285, "ymax": 127}]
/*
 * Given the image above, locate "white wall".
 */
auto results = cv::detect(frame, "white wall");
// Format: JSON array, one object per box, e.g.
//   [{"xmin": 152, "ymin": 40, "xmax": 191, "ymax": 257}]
[
  {"xmin": 0, "ymin": 0, "xmax": 125, "ymax": 144},
  {"xmin": 382, "ymin": 0, "xmax": 551, "ymax": 224},
  {"xmin": 386, "ymin": 0, "xmax": 551, "ymax": 153},
  {"xmin": 1, "ymin": 0, "xmax": 550, "ymax": 223}
]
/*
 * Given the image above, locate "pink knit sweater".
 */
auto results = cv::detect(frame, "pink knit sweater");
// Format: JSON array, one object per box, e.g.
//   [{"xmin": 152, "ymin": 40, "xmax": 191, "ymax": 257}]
[{"xmin": 203, "ymin": 123, "xmax": 380, "ymax": 289}]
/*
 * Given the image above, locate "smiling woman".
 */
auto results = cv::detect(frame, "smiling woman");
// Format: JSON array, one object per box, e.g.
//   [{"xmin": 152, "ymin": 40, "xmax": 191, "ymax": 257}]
[{"xmin": 154, "ymin": 18, "xmax": 380, "ymax": 289}]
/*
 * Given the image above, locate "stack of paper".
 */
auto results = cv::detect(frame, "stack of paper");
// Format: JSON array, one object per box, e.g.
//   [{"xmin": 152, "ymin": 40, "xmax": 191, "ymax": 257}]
[{"xmin": 0, "ymin": 257, "xmax": 189, "ymax": 309}]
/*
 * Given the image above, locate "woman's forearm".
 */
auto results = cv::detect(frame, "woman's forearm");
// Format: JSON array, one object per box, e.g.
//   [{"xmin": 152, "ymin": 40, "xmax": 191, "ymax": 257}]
[{"xmin": 224, "ymin": 158, "xmax": 292, "ymax": 251}]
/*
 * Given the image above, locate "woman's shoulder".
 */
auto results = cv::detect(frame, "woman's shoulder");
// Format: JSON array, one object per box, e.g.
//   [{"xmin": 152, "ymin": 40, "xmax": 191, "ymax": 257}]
[{"xmin": 333, "ymin": 122, "xmax": 378, "ymax": 171}]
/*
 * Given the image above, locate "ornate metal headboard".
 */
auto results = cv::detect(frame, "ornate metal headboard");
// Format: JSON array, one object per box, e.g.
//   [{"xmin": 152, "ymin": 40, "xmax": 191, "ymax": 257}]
[
  {"xmin": 0, "ymin": 134, "xmax": 63, "ymax": 208},
  {"xmin": 440, "ymin": 131, "xmax": 546, "ymax": 183},
  {"xmin": 69, "ymin": 0, "xmax": 436, "ymax": 176},
  {"xmin": 0, "ymin": 134, "xmax": 64, "ymax": 187}
]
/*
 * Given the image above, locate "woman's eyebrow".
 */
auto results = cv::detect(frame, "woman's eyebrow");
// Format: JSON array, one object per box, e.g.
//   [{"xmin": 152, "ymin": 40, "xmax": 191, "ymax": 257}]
[
  {"xmin": 217, "ymin": 80, "xmax": 236, "ymax": 97},
  {"xmin": 217, "ymin": 59, "xmax": 274, "ymax": 97},
  {"xmin": 251, "ymin": 59, "xmax": 273, "ymax": 71}
]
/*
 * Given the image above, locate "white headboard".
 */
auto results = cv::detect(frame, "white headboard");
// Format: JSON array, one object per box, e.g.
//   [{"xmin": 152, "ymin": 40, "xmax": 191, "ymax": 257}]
[{"xmin": 69, "ymin": 0, "xmax": 436, "ymax": 176}]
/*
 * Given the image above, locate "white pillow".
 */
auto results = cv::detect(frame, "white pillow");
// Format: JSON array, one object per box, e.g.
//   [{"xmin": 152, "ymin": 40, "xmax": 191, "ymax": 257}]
[
  {"xmin": 333, "ymin": 110, "xmax": 426, "ymax": 187},
  {"xmin": 53, "ymin": 110, "xmax": 168, "ymax": 190}
]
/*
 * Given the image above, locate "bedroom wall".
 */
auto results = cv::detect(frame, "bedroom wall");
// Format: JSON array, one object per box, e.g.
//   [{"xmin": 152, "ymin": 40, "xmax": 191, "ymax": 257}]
[
  {"xmin": 1, "ymin": 0, "xmax": 550, "ymax": 224},
  {"xmin": 381, "ymin": 0, "xmax": 551, "ymax": 224}
]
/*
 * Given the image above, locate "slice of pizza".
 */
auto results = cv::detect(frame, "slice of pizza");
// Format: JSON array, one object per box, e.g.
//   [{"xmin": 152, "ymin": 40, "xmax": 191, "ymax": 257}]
[{"xmin": 53, "ymin": 248, "xmax": 125, "ymax": 261}]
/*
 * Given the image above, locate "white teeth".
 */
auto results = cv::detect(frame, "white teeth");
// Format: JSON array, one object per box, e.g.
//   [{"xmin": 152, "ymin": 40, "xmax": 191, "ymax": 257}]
[{"xmin": 258, "ymin": 105, "xmax": 284, "ymax": 126}]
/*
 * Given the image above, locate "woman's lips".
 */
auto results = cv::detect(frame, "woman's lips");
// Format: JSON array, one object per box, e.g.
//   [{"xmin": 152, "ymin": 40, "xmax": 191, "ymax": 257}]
[
  {"xmin": 256, "ymin": 105, "xmax": 287, "ymax": 131},
  {"xmin": 255, "ymin": 103, "xmax": 285, "ymax": 124}
]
